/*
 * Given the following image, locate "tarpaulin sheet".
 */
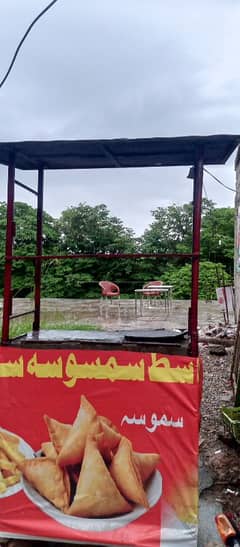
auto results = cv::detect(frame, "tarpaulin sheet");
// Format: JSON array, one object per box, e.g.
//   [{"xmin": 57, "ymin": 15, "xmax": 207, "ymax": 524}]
[{"xmin": 0, "ymin": 348, "xmax": 202, "ymax": 546}]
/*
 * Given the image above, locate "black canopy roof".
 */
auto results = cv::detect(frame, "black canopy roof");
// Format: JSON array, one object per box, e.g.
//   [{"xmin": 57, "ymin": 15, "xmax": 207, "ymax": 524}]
[{"xmin": 0, "ymin": 134, "xmax": 239, "ymax": 170}]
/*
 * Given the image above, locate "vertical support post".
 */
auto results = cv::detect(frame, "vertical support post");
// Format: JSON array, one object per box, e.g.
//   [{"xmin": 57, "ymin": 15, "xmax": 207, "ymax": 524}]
[
  {"xmin": 33, "ymin": 168, "xmax": 44, "ymax": 331},
  {"xmin": 2, "ymin": 156, "xmax": 15, "ymax": 344},
  {"xmin": 190, "ymin": 157, "xmax": 204, "ymax": 357}
]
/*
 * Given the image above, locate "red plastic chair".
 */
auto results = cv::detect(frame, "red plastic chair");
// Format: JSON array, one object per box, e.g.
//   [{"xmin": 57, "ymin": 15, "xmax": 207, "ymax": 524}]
[
  {"xmin": 99, "ymin": 281, "xmax": 120, "ymax": 299},
  {"xmin": 143, "ymin": 280, "xmax": 163, "ymax": 297}
]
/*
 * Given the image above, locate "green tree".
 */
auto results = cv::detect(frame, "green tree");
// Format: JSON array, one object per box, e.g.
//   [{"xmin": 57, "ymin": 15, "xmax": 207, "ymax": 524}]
[
  {"xmin": 0, "ymin": 198, "xmax": 235, "ymax": 299},
  {"xmin": 59, "ymin": 203, "xmax": 136, "ymax": 253},
  {"xmin": 201, "ymin": 206, "xmax": 234, "ymax": 272},
  {"xmin": 141, "ymin": 199, "xmax": 216, "ymax": 254},
  {"xmin": 140, "ymin": 199, "xmax": 234, "ymax": 269},
  {"xmin": 163, "ymin": 261, "xmax": 232, "ymax": 300},
  {"xmin": 141, "ymin": 202, "xmax": 193, "ymax": 254},
  {"xmin": 0, "ymin": 202, "xmax": 60, "ymax": 296},
  {"xmin": 50, "ymin": 203, "xmax": 138, "ymax": 297},
  {"xmin": 13, "ymin": 203, "xmax": 60, "ymax": 296}
]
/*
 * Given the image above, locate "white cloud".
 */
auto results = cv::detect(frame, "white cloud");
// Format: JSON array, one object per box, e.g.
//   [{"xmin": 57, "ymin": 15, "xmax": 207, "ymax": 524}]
[{"xmin": 0, "ymin": 0, "xmax": 238, "ymax": 234}]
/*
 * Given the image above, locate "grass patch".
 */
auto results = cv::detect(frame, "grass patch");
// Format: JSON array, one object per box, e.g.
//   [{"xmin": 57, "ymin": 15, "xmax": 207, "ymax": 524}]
[
  {"xmin": 6, "ymin": 318, "xmax": 100, "ymax": 339},
  {"xmin": 44, "ymin": 323, "xmax": 98, "ymax": 331}
]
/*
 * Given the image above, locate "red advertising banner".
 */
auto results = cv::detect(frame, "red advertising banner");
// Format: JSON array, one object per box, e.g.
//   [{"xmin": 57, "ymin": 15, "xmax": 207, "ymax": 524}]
[{"xmin": 0, "ymin": 348, "xmax": 201, "ymax": 546}]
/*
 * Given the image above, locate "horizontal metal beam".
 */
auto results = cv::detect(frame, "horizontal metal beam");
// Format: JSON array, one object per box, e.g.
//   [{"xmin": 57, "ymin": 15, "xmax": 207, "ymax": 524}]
[
  {"xmin": 15, "ymin": 179, "xmax": 38, "ymax": 196},
  {"xmin": 10, "ymin": 309, "xmax": 34, "ymax": 320},
  {"xmin": 7, "ymin": 252, "xmax": 199, "ymax": 261}
]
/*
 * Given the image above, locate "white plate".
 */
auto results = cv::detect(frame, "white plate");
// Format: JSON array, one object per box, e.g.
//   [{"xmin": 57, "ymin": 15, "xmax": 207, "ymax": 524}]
[
  {"xmin": 0, "ymin": 428, "xmax": 34, "ymax": 499},
  {"xmin": 23, "ymin": 470, "xmax": 162, "ymax": 532}
]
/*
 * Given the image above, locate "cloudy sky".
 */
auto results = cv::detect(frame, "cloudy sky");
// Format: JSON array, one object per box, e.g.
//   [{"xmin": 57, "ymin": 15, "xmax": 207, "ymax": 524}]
[{"xmin": 0, "ymin": 0, "xmax": 239, "ymax": 235}]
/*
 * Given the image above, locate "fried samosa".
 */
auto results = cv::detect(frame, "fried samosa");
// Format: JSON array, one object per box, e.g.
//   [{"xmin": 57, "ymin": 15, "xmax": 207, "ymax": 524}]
[
  {"xmin": 68, "ymin": 437, "xmax": 132, "ymax": 518},
  {"xmin": 133, "ymin": 452, "xmax": 160, "ymax": 483},
  {"xmin": 44, "ymin": 415, "xmax": 71, "ymax": 454},
  {"xmin": 41, "ymin": 441, "xmax": 57, "ymax": 460},
  {"xmin": 21, "ymin": 457, "xmax": 70, "ymax": 512},
  {"xmin": 57, "ymin": 395, "xmax": 98, "ymax": 467},
  {"xmin": 100, "ymin": 420, "xmax": 121, "ymax": 451},
  {"xmin": 99, "ymin": 415, "xmax": 119, "ymax": 433},
  {"xmin": 110, "ymin": 437, "xmax": 149, "ymax": 508}
]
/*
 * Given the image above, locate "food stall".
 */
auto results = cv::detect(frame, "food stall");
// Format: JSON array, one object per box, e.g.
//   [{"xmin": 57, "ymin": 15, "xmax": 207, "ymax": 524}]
[{"xmin": 0, "ymin": 135, "xmax": 239, "ymax": 547}]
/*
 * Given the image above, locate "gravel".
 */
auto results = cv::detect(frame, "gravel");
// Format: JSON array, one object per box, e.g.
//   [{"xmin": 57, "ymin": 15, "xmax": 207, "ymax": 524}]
[{"xmin": 199, "ymin": 342, "xmax": 240, "ymax": 525}]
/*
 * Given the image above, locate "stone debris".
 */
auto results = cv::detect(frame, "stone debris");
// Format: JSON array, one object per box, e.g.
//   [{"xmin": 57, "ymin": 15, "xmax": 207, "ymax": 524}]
[
  {"xmin": 200, "ymin": 343, "xmax": 240, "ymax": 519},
  {"xmin": 200, "ymin": 322, "xmax": 237, "ymax": 340},
  {"xmin": 209, "ymin": 344, "xmax": 227, "ymax": 356}
]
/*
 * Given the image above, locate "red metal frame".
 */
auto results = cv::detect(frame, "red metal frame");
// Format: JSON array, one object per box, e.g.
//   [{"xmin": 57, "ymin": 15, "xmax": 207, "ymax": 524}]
[
  {"xmin": 33, "ymin": 169, "xmax": 44, "ymax": 331},
  {"xmin": 190, "ymin": 159, "xmax": 204, "ymax": 356},
  {"xmin": 7, "ymin": 252, "xmax": 198, "ymax": 261},
  {"xmin": 1, "ymin": 153, "xmax": 204, "ymax": 355},
  {"xmin": 2, "ymin": 156, "xmax": 15, "ymax": 344},
  {"xmin": 1, "ymin": 164, "xmax": 45, "ymax": 344}
]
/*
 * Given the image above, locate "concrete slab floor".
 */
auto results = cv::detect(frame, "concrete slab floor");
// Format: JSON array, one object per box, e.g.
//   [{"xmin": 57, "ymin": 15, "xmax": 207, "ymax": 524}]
[
  {"xmin": 9, "ymin": 298, "xmax": 233, "ymax": 332},
  {"xmin": 198, "ymin": 461, "xmax": 223, "ymax": 546},
  {"xmin": 198, "ymin": 499, "xmax": 223, "ymax": 546}
]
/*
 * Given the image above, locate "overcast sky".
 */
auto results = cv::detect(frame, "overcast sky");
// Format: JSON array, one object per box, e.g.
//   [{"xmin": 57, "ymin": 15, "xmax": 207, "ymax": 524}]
[{"xmin": 0, "ymin": 0, "xmax": 239, "ymax": 235}]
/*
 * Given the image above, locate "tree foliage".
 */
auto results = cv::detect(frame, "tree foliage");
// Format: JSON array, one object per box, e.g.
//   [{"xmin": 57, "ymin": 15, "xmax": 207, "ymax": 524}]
[
  {"xmin": 141, "ymin": 202, "xmax": 193, "ymax": 254},
  {"xmin": 59, "ymin": 203, "xmax": 135, "ymax": 253},
  {"xmin": 0, "ymin": 202, "xmax": 60, "ymax": 296},
  {"xmin": 163, "ymin": 261, "xmax": 232, "ymax": 300},
  {"xmin": 201, "ymin": 205, "xmax": 234, "ymax": 271},
  {"xmin": 0, "ymin": 198, "xmax": 235, "ymax": 299}
]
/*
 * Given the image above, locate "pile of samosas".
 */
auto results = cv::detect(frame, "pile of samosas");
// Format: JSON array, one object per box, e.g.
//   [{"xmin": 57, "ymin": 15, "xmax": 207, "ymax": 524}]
[{"xmin": 6, "ymin": 395, "xmax": 160, "ymax": 518}]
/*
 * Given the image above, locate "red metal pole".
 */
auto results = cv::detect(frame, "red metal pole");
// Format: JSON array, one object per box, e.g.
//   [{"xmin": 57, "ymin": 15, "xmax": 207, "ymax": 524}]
[
  {"xmin": 9, "ymin": 252, "xmax": 196, "ymax": 261},
  {"xmin": 33, "ymin": 168, "xmax": 44, "ymax": 331},
  {"xmin": 2, "ymin": 156, "xmax": 15, "ymax": 344},
  {"xmin": 190, "ymin": 158, "xmax": 204, "ymax": 356}
]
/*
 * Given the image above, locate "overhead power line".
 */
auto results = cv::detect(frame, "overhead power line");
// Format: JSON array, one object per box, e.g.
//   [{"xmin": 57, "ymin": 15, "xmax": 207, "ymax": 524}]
[
  {"xmin": 0, "ymin": 0, "xmax": 60, "ymax": 90},
  {"xmin": 203, "ymin": 182, "xmax": 209, "ymax": 201},
  {"xmin": 203, "ymin": 167, "xmax": 236, "ymax": 193}
]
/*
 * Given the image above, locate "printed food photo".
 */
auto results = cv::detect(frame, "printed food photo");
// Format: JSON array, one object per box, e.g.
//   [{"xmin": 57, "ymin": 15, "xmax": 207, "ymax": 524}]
[
  {"xmin": 0, "ymin": 347, "xmax": 200, "ymax": 545},
  {"xmin": 1, "ymin": 395, "xmax": 161, "ymax": 529}
]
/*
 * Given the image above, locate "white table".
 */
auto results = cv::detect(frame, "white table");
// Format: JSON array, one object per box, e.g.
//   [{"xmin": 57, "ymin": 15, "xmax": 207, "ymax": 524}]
[
  {"xmin": 147, "ymin": 285, "xmax": 174, "ymax": 306},
  {"xmin": 134, "ymin": 286, "xmax": 173, "ymax": 316}
]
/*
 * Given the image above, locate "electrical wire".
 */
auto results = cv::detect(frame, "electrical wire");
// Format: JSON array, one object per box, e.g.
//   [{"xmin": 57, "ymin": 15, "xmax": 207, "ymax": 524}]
[
  {"xmin": 203, "ymin": 167, "xmax": 236, "ymax": 193},
  {"xmin": 203, "ymin": 182, "xmax": 209, "ymax": 201},
  {"xmin": 0, "ymin": 0, "xmax": 60, "ymax": 90}
]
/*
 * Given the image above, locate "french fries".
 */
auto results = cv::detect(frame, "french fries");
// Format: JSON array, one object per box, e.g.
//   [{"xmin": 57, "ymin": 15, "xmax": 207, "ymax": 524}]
[
  {"xmin": 0, "ymin": 430, "xmax": 25, "ymax": 494},
  {"xmin": 0, "ymin": 469, "xmax": 7, "ymax": 494}
]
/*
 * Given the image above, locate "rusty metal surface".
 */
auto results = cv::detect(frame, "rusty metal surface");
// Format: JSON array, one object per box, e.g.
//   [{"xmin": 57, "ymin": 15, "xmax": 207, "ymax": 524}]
[
  {"xmin": 0, "ymin": 135, "xmax": 239, "ymax": 170},
  {"xmin": 10, "ymin": 328, "xmax": 190, "ymax": 355}
]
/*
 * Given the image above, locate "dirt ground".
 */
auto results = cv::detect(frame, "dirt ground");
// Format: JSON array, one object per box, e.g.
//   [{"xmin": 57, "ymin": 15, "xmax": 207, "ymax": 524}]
[
  {"xmin": 199, "ymin": 341, "xmax": 240, "ymax": 524},
  {"xmin": 9, "ymin": 297, "xmax": 228, "ymax": 331}
]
